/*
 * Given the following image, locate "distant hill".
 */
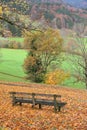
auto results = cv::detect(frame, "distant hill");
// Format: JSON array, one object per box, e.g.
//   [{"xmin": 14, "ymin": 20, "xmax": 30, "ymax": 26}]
[
  {"xmin": 26, "ymin": 0, "xmax": 87, "ymax": 8},
  {"xmin": 1, "ymin": 0, "xmax": 87, "ymax": 36},
  {"xmin": 63, "ymin": 0, "xmax": 87, "ymax": 8},
  {"xmin": 26, "ymin": 0, "xmax": 87, "ymax": 35}
]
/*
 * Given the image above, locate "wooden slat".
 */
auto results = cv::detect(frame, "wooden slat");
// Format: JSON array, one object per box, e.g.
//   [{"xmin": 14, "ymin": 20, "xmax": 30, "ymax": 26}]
[
  {"xmin": 9, "ymin": 92, "xmax": 61, "ymax": 97},
  {"xmin": 15, "ymin": 98, "xmax": 66, "ymax": 107},
  {"xmin": 9, "ymin": 92, "xmax": 32, "ymax": 96}
]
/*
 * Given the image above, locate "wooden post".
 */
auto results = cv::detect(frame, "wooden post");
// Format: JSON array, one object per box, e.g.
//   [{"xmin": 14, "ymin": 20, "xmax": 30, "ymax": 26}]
[
  {"xmin": 58, "ymin": 105, "xmax": 61, "ymax": 112},
  {"xmin": 19, "ymin": 97, "xmax": 23, "ymax": 106},
  {"xmin": 12, "ymin": 92, "xmax": 16, "ymax": 106},
  {"xmin": 39, "ymin": 104, "xmax": 42, "ymax": 109},
  {"xmin": 19, "ymin": 102, "xmax": 22, "ymax": 106},
  {"xmin": 32, "ymin": 93, "xmax": 35, "ymax": 108},
  {"xmin": 57, "ymin": 96, "xmax": 61, "ymax": 112},
  {"xmin": 54, "ymin": 95, "xmax": 57, "ymax": 113}
]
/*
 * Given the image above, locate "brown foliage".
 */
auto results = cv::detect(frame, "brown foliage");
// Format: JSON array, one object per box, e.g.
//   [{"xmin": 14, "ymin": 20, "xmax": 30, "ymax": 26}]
[
  {"xmin": 24, "ymin": 56, "xmax": 45, "ymax": 82},
  {"xmin": 0, "ymin": 82, "xmax": 87, "ymax": 130}
]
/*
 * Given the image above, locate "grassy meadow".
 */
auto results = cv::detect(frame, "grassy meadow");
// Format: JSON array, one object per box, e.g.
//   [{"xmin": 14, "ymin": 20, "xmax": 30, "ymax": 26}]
[{"xmin": 0, "ymin": 48, "xmax": 27, "ymax": 82}]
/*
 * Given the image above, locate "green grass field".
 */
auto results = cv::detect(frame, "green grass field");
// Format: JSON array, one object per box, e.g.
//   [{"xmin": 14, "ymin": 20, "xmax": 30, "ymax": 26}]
[
  {"xmin": 0, "ymin": 48, "xmax": 27, "ymax": 82},
  {"xmin": 8, "ymin": 37, "xmax": 24, "ymax": 43}
]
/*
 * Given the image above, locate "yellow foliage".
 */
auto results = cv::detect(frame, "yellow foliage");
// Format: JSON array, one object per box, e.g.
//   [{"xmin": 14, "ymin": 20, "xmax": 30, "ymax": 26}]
[
  {"xmin": 23, "ymin": 28, "xmax": 63, "ymax": 53},
  {"xmin": 45, "ymin": 69, "xmax": 70, "ymax": 85},
  {"xmin": 0, "ymin": 6, "xmax": 2, "ymax": 15}
]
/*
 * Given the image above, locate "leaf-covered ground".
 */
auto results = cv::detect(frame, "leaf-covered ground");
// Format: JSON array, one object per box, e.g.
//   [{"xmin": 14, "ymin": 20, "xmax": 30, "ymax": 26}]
[{"xmin": 0, "ymin": 82, "xmax": 87, "ymax": 130}]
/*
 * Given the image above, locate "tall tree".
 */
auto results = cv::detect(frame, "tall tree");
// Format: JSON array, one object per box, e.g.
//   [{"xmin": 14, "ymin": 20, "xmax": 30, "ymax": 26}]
[{"xmin": 23, "ymin": 28, "xmax": 63, "ymax": 82}]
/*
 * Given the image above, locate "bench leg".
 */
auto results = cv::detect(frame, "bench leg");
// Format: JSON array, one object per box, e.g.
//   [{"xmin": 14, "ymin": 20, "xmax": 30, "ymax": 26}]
[
  {"xmin": 54, "ymin": 105, "xmax": 57, "ymax": 113},
  {"xmin": 58, "ymin": 106, "xmax": 61, "ymax": 112},
  {"xmin": 12, "ymin": 102, "xmax": 15, "ymax": 106},
  {"xmin": 32, "ymin": 104, "xmax": 34, "ymax": 108},
  {"xmin": 39, "ymin": 104, "xmax": 42, "ymax": 109},
  {"xmin": 12, "ymin": 100, "xmax": 16, "ymax": 106},
  {"xmin": 19, "ymin": 102, "xmax": 22, "ymax": 106}
]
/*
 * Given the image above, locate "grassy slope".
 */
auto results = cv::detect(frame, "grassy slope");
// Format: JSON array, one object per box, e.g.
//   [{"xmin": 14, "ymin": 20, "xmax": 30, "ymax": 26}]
[{"xmin": 0, "ymin": 48, "xmax": 27, "ymax": 82}]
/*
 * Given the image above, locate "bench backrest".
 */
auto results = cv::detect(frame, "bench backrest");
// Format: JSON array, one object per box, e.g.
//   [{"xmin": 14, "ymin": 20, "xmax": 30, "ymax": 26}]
[{"xmin": 9, "ymin": 92, "xmax": 61, "ymax": 102}]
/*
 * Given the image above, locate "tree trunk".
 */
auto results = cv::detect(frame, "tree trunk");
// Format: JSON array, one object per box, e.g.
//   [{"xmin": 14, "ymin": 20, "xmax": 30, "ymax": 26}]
[
  {"xmin": 85, "ymin": 64, "xmax": 87, "ymax": 89},
  {"xmin": 85, "ymin": 81, "xmax": 87, "ymax": 89}
]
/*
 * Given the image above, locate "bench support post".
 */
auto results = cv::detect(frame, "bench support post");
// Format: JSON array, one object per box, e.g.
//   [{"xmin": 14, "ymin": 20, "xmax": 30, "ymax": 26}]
[
  {"xmin": 19, "ymin": 102, "xmax": 22, "ymax": 106},
  {"xmin": 58, "ymin": 105, "xmax": 61, "ymax": 112},
  {"xmin": 39, "ymin": 104, "xmax": 42, "ymax": 109},
  {"xmin": 32, "ymin": 93, "xmax": 35, "ymax": 108},
  {"xmin": 54, "ymin": 95, "xmax": 57, "ymax": 113},
  {"xmin": 12, "ymin": 93, "xmax": 16, "ymax": 106}
]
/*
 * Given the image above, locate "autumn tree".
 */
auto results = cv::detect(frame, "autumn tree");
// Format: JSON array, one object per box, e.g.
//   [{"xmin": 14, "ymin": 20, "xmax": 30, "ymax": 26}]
[
  {"xmin": 23, "ymin": 28, "xmax": 63, "ymax": 82},
  {"xmin": 24, "ymin": 55, "xmax": 45, "ymax": 82},
  {"xmin": 0, "ymin": 1, "xmax": 41, "ymax": 36}
]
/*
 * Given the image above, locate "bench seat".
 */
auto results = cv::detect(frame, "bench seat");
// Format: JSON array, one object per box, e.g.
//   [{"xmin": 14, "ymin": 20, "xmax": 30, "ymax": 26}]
[{"xmin": 15, "ymin": 97, "xmax": 66, "ymax": 106}]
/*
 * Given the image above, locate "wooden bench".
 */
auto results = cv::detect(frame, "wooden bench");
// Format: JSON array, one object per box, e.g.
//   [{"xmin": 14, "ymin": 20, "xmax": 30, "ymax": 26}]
[{"xmin": 9, "ymin": 92, "xmax": 67, "ymax": 112}]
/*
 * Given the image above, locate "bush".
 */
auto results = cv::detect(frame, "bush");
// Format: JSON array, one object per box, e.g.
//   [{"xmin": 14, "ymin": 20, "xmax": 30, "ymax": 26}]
[
  {"xmin": 0, "ymin": 39, "xmax": 9, "ymax": 48},
  {"xmin": 8, "ymin": 41, "xmax": 22, "ymax": 49},
  {"xmin": 45, "ymin": 69, "xmax": 70, "ymax": 85}
]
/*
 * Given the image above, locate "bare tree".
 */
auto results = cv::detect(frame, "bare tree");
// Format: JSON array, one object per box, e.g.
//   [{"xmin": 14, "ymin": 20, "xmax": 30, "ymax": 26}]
[{"xmin": 65, "ymin": 36, "xmax": 87, "ymax": 89}]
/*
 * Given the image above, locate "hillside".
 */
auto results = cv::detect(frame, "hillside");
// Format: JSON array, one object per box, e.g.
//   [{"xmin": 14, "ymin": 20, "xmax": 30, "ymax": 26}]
[
  {"xmin": 0, "ymin": 0, "xmax": 87, "ymax": 36},
  {"xmin": 0, "ymin": 82, "xmax": 87, "ymax": 129},
  {"xmin": 27, "ymin": 0, "xmax": 87, "ymax": 35},
  {"xmin": 29, "ymin": 1, "xmax": 87, "ymax": 27}
]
